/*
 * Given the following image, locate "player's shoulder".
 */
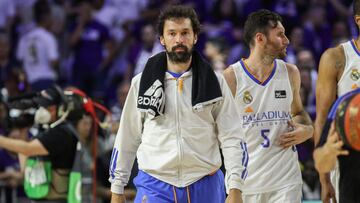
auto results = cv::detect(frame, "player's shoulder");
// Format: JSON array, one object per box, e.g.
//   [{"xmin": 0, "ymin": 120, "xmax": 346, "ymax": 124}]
[
  {"xmin": 223, "ymin": 64, "xmax": 236, "ymax": 80},
  {"xmin": 223, "ymin": 64, "xmax": 238, "ymax": 86},
  {"xmin": 321, "ymin": 44, "xmax": 345, "ymax": 61},
  {"xmin": 284, "ymin": 62, "xmax": 300, "ymax": 77},
  {"xmin": 319, "ymin": 45, "xmax": 346, "ymax": 73}
]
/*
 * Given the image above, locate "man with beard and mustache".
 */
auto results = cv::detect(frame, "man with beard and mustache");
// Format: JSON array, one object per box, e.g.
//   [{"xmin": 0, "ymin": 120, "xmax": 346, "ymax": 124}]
[
  {"xmin": 223, "ymin": 9, "xmax": 313, "ymax": 203},
  {"xmin": 109, "ymin": 5, "xmax": 246, "ymax": 203}
]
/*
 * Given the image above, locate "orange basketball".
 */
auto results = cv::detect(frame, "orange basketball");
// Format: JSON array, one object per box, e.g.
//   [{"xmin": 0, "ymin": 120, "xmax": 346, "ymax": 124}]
[{"xmin": 335, "ymin": 93, "xmax": 360, "ymax": 151}]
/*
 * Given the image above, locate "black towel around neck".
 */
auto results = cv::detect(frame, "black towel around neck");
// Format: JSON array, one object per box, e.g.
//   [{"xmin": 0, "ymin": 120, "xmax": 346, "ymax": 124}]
[{"xmin": 137, "ymin": 51, "xmax": 223, "ymax": 118}]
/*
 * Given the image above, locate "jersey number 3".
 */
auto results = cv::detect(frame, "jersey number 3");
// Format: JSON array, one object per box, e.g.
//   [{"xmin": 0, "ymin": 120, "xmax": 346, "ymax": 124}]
[{"xmin": 260, "ymin": 129, "xmax": 270, "ymax": 148}]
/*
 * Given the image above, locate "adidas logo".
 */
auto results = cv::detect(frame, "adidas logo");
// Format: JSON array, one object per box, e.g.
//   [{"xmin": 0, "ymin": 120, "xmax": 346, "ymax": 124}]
[{"xmin": 138, "ymin": 80, "xmax": 164, "ymax": 111}]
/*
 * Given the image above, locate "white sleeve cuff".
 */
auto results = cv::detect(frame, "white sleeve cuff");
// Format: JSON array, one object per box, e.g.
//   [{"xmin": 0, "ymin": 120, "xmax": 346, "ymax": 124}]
[
  {"xmin": 227, "ymin": 180, "xmax": 243, "ymax": 193},
  {"xmin": 110, "ymin": 184, "xmax": 125, "ymax": 194}
]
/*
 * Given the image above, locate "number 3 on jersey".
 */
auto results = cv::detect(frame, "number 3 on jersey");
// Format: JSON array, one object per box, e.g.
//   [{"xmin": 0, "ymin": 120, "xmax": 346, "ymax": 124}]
[{"xmin": 260, "ymin": 129, "xmax": 270, "ymax": 148}]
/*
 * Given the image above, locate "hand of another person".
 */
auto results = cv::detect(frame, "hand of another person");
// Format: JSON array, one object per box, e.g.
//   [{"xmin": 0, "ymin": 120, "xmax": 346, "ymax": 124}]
[
  {"xmin": 317, "ymin": 122, "xmax": 349, "ymax": 203},
  {"xmin": 322, "ymin": 123, "xmax": 349, "ymax": 158}
]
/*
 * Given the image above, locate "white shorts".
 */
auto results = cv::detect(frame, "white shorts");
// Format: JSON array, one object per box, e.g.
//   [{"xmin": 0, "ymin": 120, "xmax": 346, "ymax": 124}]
[
  {"xmin": 330, "ymin": 161, "xmax": 340, "ymax": 202},
  {"xmin": 242, "ymin": 184, "xmax": 302, "ymax": 203}
]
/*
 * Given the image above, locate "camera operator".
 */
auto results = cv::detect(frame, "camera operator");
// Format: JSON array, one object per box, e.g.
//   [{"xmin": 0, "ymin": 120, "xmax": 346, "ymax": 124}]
[
  {"xmin": 0, "ymin": 95, "xmax": 32, "ymax": 203},
  {"xmin": 0, "ymin": 85, "xmax": 82, "ymax": 203}
]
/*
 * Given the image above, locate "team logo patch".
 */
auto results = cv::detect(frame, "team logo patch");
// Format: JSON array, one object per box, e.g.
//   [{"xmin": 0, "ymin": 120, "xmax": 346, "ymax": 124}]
[
  {"xmin": 275, "ymin": 90, "xmax": 286, "ymax": 98},
  {"xmin": 243, "ymin": 91, "xmax": 253, "ymax": 104},
  {"xmin": 350, "ymin": 69, "xmax": 360, "ymax": 81}
]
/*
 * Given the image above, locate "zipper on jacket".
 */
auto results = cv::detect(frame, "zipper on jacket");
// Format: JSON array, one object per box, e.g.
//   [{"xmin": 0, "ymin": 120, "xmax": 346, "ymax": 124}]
[{"xmin": 175, "ymin": 78, "xmax": 183, "ymax": 185}]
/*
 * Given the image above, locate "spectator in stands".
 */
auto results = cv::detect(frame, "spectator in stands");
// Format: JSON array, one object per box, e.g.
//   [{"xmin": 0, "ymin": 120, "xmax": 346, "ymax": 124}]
[
  {"xmin": 0, "ymin": 0, "xmax": 15, "ymax": 33},
  {"xmin": 302, "ymin": 6, "xmax": 332, "ymax": 61},
  {"xmin": 68, "ymin": 0, "xmax": 113, "ymax": 97},
  {"xmin": 204, "ymin": 37, "xmax": 229, "ymax": 73},
  {"xmin": 285, "ymin": 26, "xmax": 305, "ymax": 63},
  {"xmin": 125, "ymin": 23, "xmax": 163, "ymax": 80},
  {"xmin": 296, "ymin": 49, "xmax": 317, "ymax": 120},
  {"xmin": 0, "ymin": 32, "xmax": 15, "ymax": 88},
  {"xmin": 331, "ymin": 20, "xmax": 351, "ymax": 46},
  {"xmin": 104, "ymin": 81, "xmax": 131, "ymax": 151},
  {"xmin": 227, "ymin": 26, "xmax": 249, "ymax": 64},
  {"xmin": 16, "ymin": 0, "xmax": 59, "ymax": 91}
]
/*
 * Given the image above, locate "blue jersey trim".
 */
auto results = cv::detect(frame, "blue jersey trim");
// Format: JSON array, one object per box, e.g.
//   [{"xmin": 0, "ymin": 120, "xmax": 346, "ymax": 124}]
[
  {"xmin": 328, "ymin": 88, "xmax": 360, "ymax": 120},
  {"xmin": 109, "ymin": 148, "xmax": 119, "ymax": 180},
  {"xmin": 262, "ymin": 60, "xmax": 277, "ymax": 86},
  {"xmin": 167, "ymin": 69, "xmax": 189, "ymax": 78},
  {"xmin": 350, "ymin": 40, "xmax": 360, "ymax": 57},
  {"xmin": 240, "ymin": 59, "xmax": 277, "ymax": 86}
]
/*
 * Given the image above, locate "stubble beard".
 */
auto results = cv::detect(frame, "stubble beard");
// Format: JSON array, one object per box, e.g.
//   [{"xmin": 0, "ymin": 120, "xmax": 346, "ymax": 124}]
[{"xmin": 278, "ymin": 49, "xmax": 287, "ymax": 59}]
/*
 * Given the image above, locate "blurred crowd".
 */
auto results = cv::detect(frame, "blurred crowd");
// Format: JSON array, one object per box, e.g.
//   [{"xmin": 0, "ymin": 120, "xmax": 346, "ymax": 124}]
[{"xmin": 0, "ymin": 0, "xmax": 356, "ymax": 202}]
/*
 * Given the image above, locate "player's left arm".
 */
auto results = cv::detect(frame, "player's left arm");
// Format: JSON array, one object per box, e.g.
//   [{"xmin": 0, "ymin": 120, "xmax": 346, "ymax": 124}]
[{"xmin": 278, "ymin": 63, "xmax": 314, "ymax": 148}]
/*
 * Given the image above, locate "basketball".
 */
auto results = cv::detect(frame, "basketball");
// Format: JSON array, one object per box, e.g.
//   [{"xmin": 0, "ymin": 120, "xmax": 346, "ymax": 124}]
[{"xmin": 335, "ymin": 93, "xmax": 360, "ymax": 151}]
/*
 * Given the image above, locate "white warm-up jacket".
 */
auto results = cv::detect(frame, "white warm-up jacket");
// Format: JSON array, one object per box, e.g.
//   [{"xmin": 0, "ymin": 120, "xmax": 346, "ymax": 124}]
[{"xmin": 109, "ymin": 70, "xmax": 248, "ymax": 194}]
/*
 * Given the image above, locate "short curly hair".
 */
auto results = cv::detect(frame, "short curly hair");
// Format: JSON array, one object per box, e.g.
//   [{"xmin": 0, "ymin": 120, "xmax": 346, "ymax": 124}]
[
  {"xmin": 157, "ymin": 5, "xmax": 201, "ymax": 36},
  {"xmin": 243, "ymin": 9, "xmax": 282, "ymax": 48}
]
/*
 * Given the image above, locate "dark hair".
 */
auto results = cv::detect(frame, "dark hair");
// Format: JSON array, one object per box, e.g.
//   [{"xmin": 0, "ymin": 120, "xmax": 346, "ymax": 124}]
[
  {"xmin": 354, "ymin": 0, "xmax": 360, "ymax": 16},
  {"xmin": 33, "ymin": 0, "xmax": 51, "ymax": 23},
  {"xmin": 157, "ymin": 5, "xmax": 201, "ymax": 36},
  {"xmin": 243, "ymin": 9, "xmax": 282, "ymax": 48},
  {"xmin": 207, "ymin": 37, "xmax": 229, "ymax": 53}
]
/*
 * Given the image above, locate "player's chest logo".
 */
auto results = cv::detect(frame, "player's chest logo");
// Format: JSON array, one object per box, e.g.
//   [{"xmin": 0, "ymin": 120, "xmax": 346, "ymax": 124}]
[
  {"xmin": 350, "ymin": 69, "xmax": 360, "ymax": 81},
  {"xmin": 275, "ymin": 90, "xmax": 287, "ymax": 98},
  {"xmin": 243, "ymin": 91, "xmax": 253, "ymax": 104}
]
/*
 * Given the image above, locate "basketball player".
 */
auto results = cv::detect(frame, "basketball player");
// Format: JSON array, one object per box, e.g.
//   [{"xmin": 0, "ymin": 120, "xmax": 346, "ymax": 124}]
[
  {"xmin": 314, "ymin": 88, "xmax": 360, "ymax": 203},
  {"xmin": 109, "ymin": 6, "xmax": 246, "ymax": 203},
  {"xmin": 314, "ymin": 1, "xmax": 360, "ymax": 202},
  {"xmin": 223, "ymin": 9, "xmax": 313, "ymax": 203}
]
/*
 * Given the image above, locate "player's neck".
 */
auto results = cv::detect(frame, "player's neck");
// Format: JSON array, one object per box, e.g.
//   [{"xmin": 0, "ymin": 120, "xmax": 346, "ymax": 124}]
[
  {"xmin": 167, "ymin": 57, "xmax": 192, "ymax": 73},
  {"xmin": 246, "ymin": 51, "xmax": 274, "ymax": 71},
  {"xmin": 243, "ymin": 51, "xmax": 275, "ymax": 82}
]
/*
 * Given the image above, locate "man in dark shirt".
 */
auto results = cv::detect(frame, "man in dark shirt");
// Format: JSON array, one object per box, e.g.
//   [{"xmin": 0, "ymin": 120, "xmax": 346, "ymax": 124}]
[
  {"xmin": 69, "ymin": 1, "xmax": 112, "ymax": 97},
  {"xmin": 0, "ymin": 86, "xmax": 79, "ymax": 202},
  {"xmin": 314, "ymin": 89, "xmax": 360, "ymax": 203}
]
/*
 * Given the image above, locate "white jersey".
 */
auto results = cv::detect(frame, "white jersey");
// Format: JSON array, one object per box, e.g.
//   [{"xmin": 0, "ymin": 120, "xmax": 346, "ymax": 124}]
[
  {"xmin": 16, "ymin": 27, "xmax": 58, "ymax": 83},
  {"xmin": 331, "ymin": 40, "xmax": 360, "ymax": 201},
  {"xmin": 232, "ymin": 59, "xmax": 302, "ymax": 194},
  {"xmin": 338, "ymin": 40, "xmax": 360, "ymax": 96}
]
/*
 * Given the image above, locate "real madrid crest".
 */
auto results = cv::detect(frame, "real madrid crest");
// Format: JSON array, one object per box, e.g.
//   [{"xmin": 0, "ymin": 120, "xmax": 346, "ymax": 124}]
[
  {"xmin": 243, "ymin": 91, "xmax": 253, "ymax": 104},
  {"xmin": 350, "ymin": 69, "xmax": 360, "ymax": 81}
]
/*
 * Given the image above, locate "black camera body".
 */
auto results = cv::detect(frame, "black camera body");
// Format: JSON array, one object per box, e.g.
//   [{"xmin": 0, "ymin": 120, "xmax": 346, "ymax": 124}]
[{"xmin": 4, "ymin": 93, "xmax": 39, "ymax": 129}]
